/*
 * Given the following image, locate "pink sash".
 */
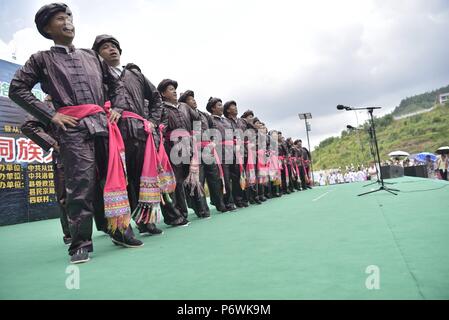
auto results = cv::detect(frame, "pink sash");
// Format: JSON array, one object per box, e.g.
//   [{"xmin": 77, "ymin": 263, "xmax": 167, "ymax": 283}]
[{"xmin": 59, "ymin": 103, "xmax": 131, "ymax": 233}]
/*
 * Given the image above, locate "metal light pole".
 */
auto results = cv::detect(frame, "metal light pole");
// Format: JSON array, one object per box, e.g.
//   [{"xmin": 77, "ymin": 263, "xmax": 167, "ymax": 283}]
[{"xmin": 298, "ymin": 113, "xmax": 314, "ymax": 185}]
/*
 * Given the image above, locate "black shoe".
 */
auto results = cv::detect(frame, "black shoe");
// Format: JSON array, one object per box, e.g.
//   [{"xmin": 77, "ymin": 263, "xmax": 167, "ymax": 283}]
[
  {"xmin": 111, "ymin": 232, "xmax": 144, "ymax": 248},
  {"xmin": 147, "ymin": 223, "xmax": 164, "ymax": 235},
  {"xmin": 137, "ymin": 224, "xmax": 150, "ymax": 236},
  {"xmin": 196, "ymin": 211, "xmax": 210, "ymax": 219},
  {"xmin": 307, "ymin": 186, "xmax": 313, "ymax": 189},
  {"xmin": 172, "ymin": 218, "xmax": 190, "ymax": 227},
  {"xmin": 236, "ymin": 201, "xmax": 249, "ymax": 208},
  {"xmin": 179, "ymin": 219, "xmax": 190, "ymax": 226},
  {"xmin": 259, "ymin": 196, "xmax": 267, "ymax": 202},
  {"xmin": 195, "ymin": 212, "xmax": 204, "ymax": 218},
  {"xmin": 216, "ymin": 206, "xmax": 228, "ymax": 213},
  {"xmin": 63, "ymin": 236, "xmax": 72, "ymax": 245},
  {"xmin": 70, "ymin": 247, "xmax": 90, "ymax": 264},
  {"xmin": 249, "ymin": 199, "xmax": 255, "ymax": 205},
  {"xmin": 226, "ymin": 204, "xmax": 237, "ymax": 211},
  {"xmin": 254, "ymin": 198, "xmax": 262, "ymax": 205}
]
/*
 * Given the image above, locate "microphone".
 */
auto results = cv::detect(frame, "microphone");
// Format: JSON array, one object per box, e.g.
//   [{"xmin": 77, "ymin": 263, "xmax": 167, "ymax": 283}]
[{"xmin": 337, "ymin": 104, "xmax": 352, "ymax": 110}]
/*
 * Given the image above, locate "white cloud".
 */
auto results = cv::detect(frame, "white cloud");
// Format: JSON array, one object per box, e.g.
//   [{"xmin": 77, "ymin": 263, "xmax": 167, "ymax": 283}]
[{"xmin": 0, "ymin": 27, "xmax": 48, "ymax": 63}]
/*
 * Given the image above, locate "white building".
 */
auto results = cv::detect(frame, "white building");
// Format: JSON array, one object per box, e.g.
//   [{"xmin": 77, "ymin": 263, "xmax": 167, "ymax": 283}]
[{"xmin": 439, "ymin": 93, "xmax": 449, "ymax": 104}]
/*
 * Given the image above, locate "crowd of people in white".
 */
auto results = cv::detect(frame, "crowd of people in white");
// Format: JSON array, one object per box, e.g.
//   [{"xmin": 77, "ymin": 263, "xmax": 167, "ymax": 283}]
[
  {"xmin": 315, "ymin": 165, "xmax": 375, "ymax": 186},
  {"xmin": 315, "ymin": 151, "xmax": 449, "ymax": 186}
]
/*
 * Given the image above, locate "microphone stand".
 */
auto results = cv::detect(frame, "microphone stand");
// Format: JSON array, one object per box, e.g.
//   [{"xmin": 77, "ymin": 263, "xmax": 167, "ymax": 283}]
[
  {"xmin": 357, "ymin": 108, "xmax": 399, "ymax": 196},
  {"xmin": 363, "ymin": 126, "xmax": 395, "ymax": 187},
  {"xmin": 363, "ymin": 126, "xmax": 381, "ymax": 187}
]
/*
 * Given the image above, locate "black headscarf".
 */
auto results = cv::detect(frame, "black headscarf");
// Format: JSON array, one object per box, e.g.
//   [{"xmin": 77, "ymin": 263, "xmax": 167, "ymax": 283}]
[
  {"xmin": 124, "ymin": 63, "xmax": 141, "ymax": 73},
  {"xmin": 206, "ymin": 97, "xmax": 222, "ymax": 113},
  {"xmin": 179, "ymin": 90, "xmax": 194, "ymax": 103},
  {"xmin": 35, "ymin": 3, "xmax": 71, "ymax": 39},
  {"xmin": 157, "ymin": 79, "xmax": 178, "ymax": 94},
  {"xmin": 241, "ymin": 109, "xmax": 254, "ymax": 119},
  {"xmin": 92, "ymin": 34, "xmax": 122, "ymax": 54},
  {"xmin": 223, "ymin": 100, "xmax": 237, "ymax": 118}
]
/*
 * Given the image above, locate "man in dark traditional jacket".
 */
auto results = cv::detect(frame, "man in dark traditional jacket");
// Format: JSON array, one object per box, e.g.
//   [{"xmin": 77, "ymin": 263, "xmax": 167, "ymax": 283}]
[
  {"xmin": 297, "ymin": 139, "xmax": 313, "ymax": 189},
  {"xmin": 252, "ymin": 117, "xmax": 269, "ymax": 202},
  {"xmin": 277, "ymin": 132, "xmax": 292, "ymax": 195},
  {"xmin": 268, "ymin": 130, "xmax": 282, "ymax": 198},
  {"xmin": 240, "ymin": 110, "xmax": 261, "ymax": 205},
  {"xmin": 223, "ymin": 101, "xmax": 249, "ymax": 208},
  {"xmin": 179, "ymin": 90, "xmax": 227, "ymax": 215},
  {"xmin": 286, "ymin": 137, "xmax": 301, "ymax": 191},
  {"xmin": 208, "ymin": 98, "xmax": 237, "ymax": 211},
  {"xmin": 92, "ymin": 34, "xmax": 164, "ymax": 235},
  {"xmin": 290, "ymin": 139, "xmax": 303, "ymax": 191},
  {"xmin": 9, "ymin": 3, "xmax": 142, "ymax": 264},
  {"xmin": 157, "ymin": 79, "xmax": 200, "ymax": 226}
]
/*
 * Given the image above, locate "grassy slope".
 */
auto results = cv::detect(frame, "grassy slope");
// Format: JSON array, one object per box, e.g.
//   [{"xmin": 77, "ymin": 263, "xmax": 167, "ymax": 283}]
[{"xmin": 392, "ymin": 84, "xmax": 449, "ymax": 117}]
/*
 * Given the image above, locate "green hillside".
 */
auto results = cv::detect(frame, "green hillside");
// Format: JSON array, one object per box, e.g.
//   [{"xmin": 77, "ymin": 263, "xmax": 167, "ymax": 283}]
[
  {"xmin": 392, "ymin": 84, "xmax": 449, "ymax": 117},
  {"xmin": 312, "ymin": 103, "xmax": 449, "ymax": 170}
]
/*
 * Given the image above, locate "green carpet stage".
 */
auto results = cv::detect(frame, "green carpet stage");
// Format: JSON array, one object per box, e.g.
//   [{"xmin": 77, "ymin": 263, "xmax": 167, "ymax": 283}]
[{"xmin": 0, "ymin": 177, "xmax": 448, "ymax": 300}]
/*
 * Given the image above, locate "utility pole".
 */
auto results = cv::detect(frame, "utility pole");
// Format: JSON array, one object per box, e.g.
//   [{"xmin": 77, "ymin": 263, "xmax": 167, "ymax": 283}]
[{"xmin": 298, "ymin": 113, "xmax": 314, "ymax": 185}]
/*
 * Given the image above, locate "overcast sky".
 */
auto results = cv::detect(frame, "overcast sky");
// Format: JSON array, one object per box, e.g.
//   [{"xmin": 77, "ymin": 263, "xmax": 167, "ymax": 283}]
[{"xmin": 1, "ymin": 0, "xmax": 448, "ymax": 149}]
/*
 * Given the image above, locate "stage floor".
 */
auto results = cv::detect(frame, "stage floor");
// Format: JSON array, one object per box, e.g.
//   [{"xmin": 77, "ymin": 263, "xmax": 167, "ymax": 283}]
[{"xmin": 1, "ymin": 177, "xmax": 448, "ymax": 300}]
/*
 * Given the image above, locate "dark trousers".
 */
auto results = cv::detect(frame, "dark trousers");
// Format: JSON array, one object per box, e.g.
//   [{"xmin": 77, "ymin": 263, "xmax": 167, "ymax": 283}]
[
  {"xmin": 230, "ymin": 163, "xmax": 246, "ymax": 205},
  {"xmin": 258, "ymin": 183, "xmax": 266, "ymax": 199},
  {"xmin": 221, "ymin": 164, "xmax": 235, "ymax": 207},
  {"xmin": 291, "ymin": 165, "xmax": 302, "ymax": 190},
  {"xmin": 246, "ymin": 184, "xmax": 258, "ymax": 203},
  {"xmin": 299, "ymin": 165, "xmax": 307, "ymax": 189},
  {"xmin": 186, "ymin": 164, "xmax": 210, "ymax": 217},
  {"xmin": 53, "ymin": 152, "xmax": 107, "ymax": 239},
  {"xmin": 292, "ymin": 178, "xmax": 301, "ymax": 190},
  {"xmin": 281, "ymin": 164, "xmax": 295, "ymax": 193},
  {"xmin": 52, "ymin": 157, "xmax": 70, "ymax": 238},
  {"xmin": 123, "ymin": 137, "xmax": 146, "ymax": 213},
  {"xmin": 281, "ymin": 166, "xmax": 287, "ymax": 193},
  {"xmin": 59, "ymin": 130, "xmax": 109, "ymax": 255},
  {"xmin": 173, "ymin": 163, "xmax": 190, "ymax": 218},
  {"xmin": 264, "ymin": 182, "xmax": 272, "ymax": 198},
  {"xmin": 288, "ymin": 164, "xmax": 295, "ymax": 191},
  {"xmin": 122, "ymin": 136, "xmax": 157, "ymax": 231},
  {"xmin": 159, "ymin": 163, "xmax": 190, "ymax": 225},
  {"xmin": 204, "ymin": 163, "xmax": 226, "ymax": 211}
]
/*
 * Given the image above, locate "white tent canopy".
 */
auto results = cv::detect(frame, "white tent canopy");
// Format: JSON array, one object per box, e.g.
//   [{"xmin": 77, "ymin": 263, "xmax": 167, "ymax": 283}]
[
  {"xmin": 436, "ymin": 146, "xmax": 449, "ymax": 154},
  {"xmin": 388, "ymin": 150, "xmax": 410, "ymax": 157}
]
